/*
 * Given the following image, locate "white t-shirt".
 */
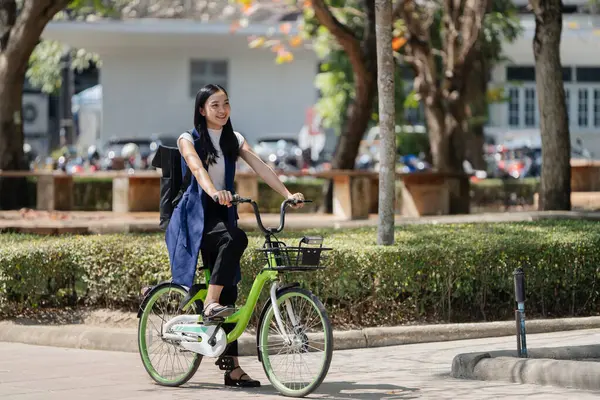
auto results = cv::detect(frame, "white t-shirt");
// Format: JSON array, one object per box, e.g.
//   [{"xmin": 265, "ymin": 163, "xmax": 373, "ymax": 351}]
[{"xmin": 177, "ymin": 128, "xmax": 245, "ymax": 191}]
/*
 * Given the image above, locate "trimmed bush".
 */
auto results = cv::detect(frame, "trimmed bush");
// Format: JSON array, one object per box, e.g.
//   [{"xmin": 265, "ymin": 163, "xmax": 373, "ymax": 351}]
[
  {"xmin": 1, "ymin": 220, "xmax": 599, "ymax": 327},
  {"xmin": 471, "ymin": 178, "xmax": 539, "ymax": 206}
]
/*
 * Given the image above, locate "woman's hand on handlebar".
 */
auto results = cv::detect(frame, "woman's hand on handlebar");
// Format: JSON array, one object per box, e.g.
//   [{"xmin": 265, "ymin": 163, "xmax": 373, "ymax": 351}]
[
  {"xmin": 287, "ymin": 192, "xmax": 305, "ymax": 209},
  {"xmin": 211, "ymin": 190, "xmax": 234, "ymax": 207}
]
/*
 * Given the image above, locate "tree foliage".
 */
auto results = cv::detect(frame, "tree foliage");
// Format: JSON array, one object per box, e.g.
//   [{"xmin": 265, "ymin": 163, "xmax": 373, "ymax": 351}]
[
  {"xmin": 25, "ymin": 2, "xmax": 112, "ymax": 94},
  {"xmin": 305, "ymin": 2, "xmax": 406, "ymax": 134}
]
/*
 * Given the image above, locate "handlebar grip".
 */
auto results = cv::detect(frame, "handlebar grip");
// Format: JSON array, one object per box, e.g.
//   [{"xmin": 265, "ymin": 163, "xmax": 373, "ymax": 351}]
[
  {"xmin": 287, "ymin": 199, "xmax": 312, "ymax": 205},
  {"xmin": 212, "ymin": 193, "xmax": 244, "ymax": 204}
]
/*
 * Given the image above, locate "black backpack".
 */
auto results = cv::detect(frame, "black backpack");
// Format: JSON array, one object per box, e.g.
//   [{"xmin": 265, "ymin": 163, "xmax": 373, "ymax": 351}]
[{"xmin": 151, "ymin": 143, "xmax": 192, "ymax": 230}]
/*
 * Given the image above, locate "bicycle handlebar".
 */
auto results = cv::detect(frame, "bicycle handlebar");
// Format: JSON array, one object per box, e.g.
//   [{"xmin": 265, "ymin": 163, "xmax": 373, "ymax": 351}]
[{"xmin": 211, "ymin": 193, "xmax": 311, "ymax": 235}]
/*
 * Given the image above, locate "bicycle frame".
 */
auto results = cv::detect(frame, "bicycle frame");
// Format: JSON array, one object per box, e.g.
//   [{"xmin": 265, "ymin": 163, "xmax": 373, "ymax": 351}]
[
  {"xmin": 177, "ymin": 196, "xmax": 306, "ymax": 345},
  {"xmin": 182, "ymin": 264, "xmax": 278, "ymax": 344}
]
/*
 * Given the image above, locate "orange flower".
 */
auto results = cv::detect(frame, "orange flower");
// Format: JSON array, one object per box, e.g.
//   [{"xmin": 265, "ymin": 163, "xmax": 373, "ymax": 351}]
[
  {"xmin": 272, "ymin": 43, "xmax": 284, "ymax": 53},
  {"xmin": 289, "ymin": 35, "xmax": 303, "ymax": 47},
  {"xmin": 392, "ymin": 36, "xmax": 407, "ymax": 51},
  {"xmin": 279, "ymin": 22, "xmax": 292, "ymax": 34}
]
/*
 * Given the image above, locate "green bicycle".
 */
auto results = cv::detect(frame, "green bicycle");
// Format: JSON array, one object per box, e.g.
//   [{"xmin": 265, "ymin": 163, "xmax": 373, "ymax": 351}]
[{"xmin": 137, "ymin": 196, "xmax": 334, "ymax": 397}]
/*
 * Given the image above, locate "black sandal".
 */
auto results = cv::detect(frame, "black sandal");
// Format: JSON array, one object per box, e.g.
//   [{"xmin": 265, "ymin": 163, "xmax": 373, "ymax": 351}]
[{"xmin": 224, "ymin": 366, "xmax": 261, "ymax": 388}]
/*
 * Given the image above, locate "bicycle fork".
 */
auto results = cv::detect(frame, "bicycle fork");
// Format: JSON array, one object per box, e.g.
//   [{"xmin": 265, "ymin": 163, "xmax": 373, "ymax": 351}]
[{"xmin": 270, "ymin": 282, "xmax": 299, "ymax": 346}]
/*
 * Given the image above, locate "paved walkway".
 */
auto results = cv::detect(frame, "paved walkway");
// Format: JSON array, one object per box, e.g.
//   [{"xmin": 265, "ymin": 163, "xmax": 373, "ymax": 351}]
[
  {"xmin": 2, "ymin": 329, "xmax": 600, "ymax": 399},
  {"xmin": 1, "ymin": 209, "xmax": 599, "ymax": 234}
]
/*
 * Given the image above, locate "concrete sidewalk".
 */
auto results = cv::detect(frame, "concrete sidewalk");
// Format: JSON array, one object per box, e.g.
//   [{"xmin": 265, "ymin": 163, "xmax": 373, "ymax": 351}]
[
  {"xmin": 2, "ymin": 313, "xmax": 600, "ymax": 355},
  {"xmin": 4, "ymin": 329, "xmax": 600, "ymax": 399},
  {"xmin": 2, "ymin": 209, "xmax": 600, "ymax": 234}
]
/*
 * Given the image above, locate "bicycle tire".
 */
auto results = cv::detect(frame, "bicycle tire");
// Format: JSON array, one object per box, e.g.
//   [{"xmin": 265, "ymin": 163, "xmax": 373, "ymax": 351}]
[
  {"xmin": 257, "ymin": 287, "xmax": 333, "ymax": 397},
  {"xmin": 138, "ymin": 283, "xmax": 202, "ymax": 387}
]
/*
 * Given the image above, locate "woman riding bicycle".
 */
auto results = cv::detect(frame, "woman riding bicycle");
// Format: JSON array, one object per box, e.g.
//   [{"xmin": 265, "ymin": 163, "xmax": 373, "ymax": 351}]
[{"xmin": 167, "ymin": 83, "xmax": 304, "ymax": 388}]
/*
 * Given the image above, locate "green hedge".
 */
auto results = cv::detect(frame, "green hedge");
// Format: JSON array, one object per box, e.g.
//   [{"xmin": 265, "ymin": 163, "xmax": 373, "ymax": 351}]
[
  {"xmin": 1, "ymin": 220, "xmax": 599, "ymax": 327},
  {"xmin": 470, "ymin": 178, "xmax": 540, "ymax": 206}
]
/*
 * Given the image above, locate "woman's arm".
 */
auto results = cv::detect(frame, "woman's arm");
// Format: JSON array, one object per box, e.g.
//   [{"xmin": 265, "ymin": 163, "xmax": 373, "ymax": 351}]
[
  {"xmin": 239, "ymin": 141, "xmax": 304, "ymax": 206},
  {"xmin": 179, "ymin": 138, "xmax": 232, "ymax": 206}
]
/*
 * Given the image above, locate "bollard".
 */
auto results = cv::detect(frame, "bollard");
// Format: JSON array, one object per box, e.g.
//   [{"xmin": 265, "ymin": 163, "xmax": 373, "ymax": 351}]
[{"xmin": 514, "ymin": 267, "xmax": 527, "ymax": 357}]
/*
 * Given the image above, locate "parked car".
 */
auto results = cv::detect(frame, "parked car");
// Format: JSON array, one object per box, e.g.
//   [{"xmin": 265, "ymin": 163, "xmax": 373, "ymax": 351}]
[
  {"xmin": 101, "ymin": 135, "xmax": 179, "ymax": 170},
  {"xmin": 253, "ymin": 137, "xmax": 305, "ymax": 171}
]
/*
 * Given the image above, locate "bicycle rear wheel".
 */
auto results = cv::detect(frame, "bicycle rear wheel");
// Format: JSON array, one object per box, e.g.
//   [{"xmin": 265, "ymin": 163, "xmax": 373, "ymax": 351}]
[
  {"xmin": 138, "ymin": 283, "xmax": 202, "ymax": 386},
  {"xmin": 257, "ymin": 287, "xmax": 333, "ymax": 397}
]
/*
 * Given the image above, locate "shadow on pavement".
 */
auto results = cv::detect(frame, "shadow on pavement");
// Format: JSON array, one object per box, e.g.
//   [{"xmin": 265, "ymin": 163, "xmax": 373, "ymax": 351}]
[{"xmin": 184, "ymin": 381, "xmax": 420, "ymax": 399}]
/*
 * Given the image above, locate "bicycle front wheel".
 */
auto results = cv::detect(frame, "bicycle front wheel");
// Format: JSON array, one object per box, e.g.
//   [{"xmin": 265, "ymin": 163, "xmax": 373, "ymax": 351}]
[{"xmin": 257, "ymin": 287, "xmax": 333, "ymax": 397}]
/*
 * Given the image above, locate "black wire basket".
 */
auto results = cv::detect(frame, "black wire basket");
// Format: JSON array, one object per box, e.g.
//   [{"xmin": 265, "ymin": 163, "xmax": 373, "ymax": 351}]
[{"xmin": 257, "ymin": 236, "xmax": 331, "ymax": 271}]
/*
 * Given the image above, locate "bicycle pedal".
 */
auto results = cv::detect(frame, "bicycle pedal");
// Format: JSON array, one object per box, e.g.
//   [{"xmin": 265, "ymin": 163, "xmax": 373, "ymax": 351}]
[
  {"xmin": 203, "ymin": 316, "xmax": 225, "ymax": 326},
  {"xmin": 215, "ymin": 356, "xmax": 236, "ymax": 371}
]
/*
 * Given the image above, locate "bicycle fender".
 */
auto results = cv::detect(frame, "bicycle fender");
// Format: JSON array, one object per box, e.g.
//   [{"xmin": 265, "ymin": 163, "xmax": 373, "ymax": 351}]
[
  {"xmin": 255, "ymin": 282, "xmax": 301, "ymax": 362},
  {"xmin": 136, "ymin": 281, "xmax": 186, "ymax": 318}
]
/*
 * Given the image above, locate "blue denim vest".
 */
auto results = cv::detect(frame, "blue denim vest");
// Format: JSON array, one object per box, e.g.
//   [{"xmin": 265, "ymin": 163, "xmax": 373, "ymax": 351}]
[{"xmin": 165, "ymin": 128, "xmax": 240, "ymax": 288}]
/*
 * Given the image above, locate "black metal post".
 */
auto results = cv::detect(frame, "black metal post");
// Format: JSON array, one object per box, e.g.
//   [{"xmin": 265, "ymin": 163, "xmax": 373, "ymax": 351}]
[
  {"xmin": 514, "ymin": 267, "xmax": 527, "ymax": 357},
  {"xmin": 58, "ymin": 50, "xmax": 75, "ymax": 147}
]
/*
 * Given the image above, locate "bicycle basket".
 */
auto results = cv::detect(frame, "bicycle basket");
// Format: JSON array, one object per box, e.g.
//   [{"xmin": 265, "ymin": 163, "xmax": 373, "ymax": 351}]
[{"xmin": 257, "ymin": 236, "xmax": 331, "ymax": 271}]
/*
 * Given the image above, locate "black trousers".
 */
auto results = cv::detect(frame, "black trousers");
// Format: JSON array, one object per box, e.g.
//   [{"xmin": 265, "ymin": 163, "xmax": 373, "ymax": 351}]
[{"xmin": 201, "ymin": 200, "xmax": 248, "ymax": 357}]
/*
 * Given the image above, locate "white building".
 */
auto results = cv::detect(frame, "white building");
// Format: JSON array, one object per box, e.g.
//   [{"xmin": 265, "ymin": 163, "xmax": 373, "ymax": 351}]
[
  {"xmin": 487, "ymin": 1, "xmax": 600, "ymax": 155},
  {"xmin": 42, "ymin": 13, "xmax": 318, "ymax": 150},
  {"xmin": 42, "ymin": 1, "xmax": 600, "ymax": 157}
]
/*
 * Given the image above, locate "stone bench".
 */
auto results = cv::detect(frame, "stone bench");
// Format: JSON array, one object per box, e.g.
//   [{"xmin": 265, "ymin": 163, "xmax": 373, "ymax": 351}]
[
  {"xmin": 534, "ymin": 159, "xmax": 600, "ymax": 210},
  {"xmin": 236, "ymin": 170, "xmax": 468, "ymax": 219},
  {"xmin": 235, "ymin": 170, "xmax": 376, "ymax": 220},
  {"xmin": 0, "ymin": 168, "xmax": 468, "ymax": 218},
  {"xmin": 0, "ymin": 170, "xmax": 74, "ymax": 211}
]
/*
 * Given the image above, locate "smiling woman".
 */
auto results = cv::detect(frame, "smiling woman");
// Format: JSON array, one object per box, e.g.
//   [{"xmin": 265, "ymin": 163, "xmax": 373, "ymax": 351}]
[{"xmin": 165, "ymin": 83, "xmax": 306, "ymax": 387}]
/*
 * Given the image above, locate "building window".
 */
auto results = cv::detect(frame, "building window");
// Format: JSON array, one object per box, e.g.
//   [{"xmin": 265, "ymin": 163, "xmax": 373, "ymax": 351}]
[
  {"xmin": 578, "ymin": 88, "xmax": 589, "ymax": 127},
  {"xmin": 576, "ymin": 67, "xmax": 600, "ymax": 83},
  {"xmin": 508, "ymin": 87, "xmax": 520, "ymax": 127},
  {"xmin": 189, "ymin": 60, "xmax": 228, "ymax": 97},
  {"xmin": 506, "ymin": 66, "xmax": 536, "ymax": 82},
  {"xmin": 565, "ymin": 88, "xmax": 571, "ymax": 125},
  {"xmin": 524, "ymin": 88, "xmax": 536, "ymax": 127},
  {"xmin": 594, "ymin": 90, "xmax": 600, "ymax": 127},
  {"xmin": 506, "ymin": 65, "xmax": 573, "ymax": 82}
]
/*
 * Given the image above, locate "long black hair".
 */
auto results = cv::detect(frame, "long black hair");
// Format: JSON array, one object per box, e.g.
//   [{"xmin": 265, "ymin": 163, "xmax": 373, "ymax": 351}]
[{"xmin": 193, "ymin": 84, "xmax": 240, "ymax": 166}]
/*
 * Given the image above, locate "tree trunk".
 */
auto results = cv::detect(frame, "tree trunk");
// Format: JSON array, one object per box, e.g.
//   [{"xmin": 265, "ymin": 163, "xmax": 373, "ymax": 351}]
[
  {"xmin": 531, "ymin": 0, "xmax": 571, "ymax": 210},
  {"xmin": 446, "ymin": 99, "xmax": 471, "ymax": 214},
  {"xmin": 375, "ymin": 0, "xmax": 395, "ymax": 245},
  {"xmin": 467, "ymin": 127, "xmax": 486, "ymax": 170},
  {"xmin": 331, "ymin": 73, "xmax": 377, "ymax": 170},
  {"xmin": 314, "ymin": 0, "xmax": 378, "ymax": 213},
  {"xmin": 423, "ymin": 97, "xmax": 448, "ymax": 170},
  {"xmin": 465, "ymin": 47, "xmax": 488, "ymax": 170},
  {"xmin": 0, "ymin": 0, "xmax": 70, "ymax": 208},
  {"xmin": 321, "ymin": 68, "xmax": 376, "ymax": 213},
  {"xmin": 0, "ymin": 55, "xmax": 30, "ymax": 209}
]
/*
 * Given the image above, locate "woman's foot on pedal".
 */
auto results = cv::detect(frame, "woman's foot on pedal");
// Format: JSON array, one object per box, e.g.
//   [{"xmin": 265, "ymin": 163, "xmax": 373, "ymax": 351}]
[
  {"xmin": 203, "ymin": 302, "xmax": 235, "ymax": 319},
  {"xmin": 224, "ymin": 367, "xmax": 261, "ymax": 388}
]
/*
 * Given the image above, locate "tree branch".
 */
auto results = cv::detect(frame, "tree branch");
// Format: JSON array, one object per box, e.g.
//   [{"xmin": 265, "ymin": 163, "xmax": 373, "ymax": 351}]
[
  {"xmin": 456, "ymin": 0, "xmax": 487, "ymax": 68},
  {"xmin": 311, "ymin": 0, "xmax": 368, "ymax": 79},
  {"xmin": 311, "ymin": 0, "xmax": 360, "ymax": 54},
  {"xmin": 6, "ymin": 0, "xmax": 69, "ymax": 62},
  {"xmin": 401, "ymin": 0, "xmax": 438, "ymax": 101},
  {"xmin": 362, "ymin": 0, "xmax": 377, "ymax": 56},
  {"xmin": 0, "ymin": 0, "xmax": 17, "ymax": 51},
  {"xmin": 392, "ymin": 0, "xmax": 403, "ymax": 20}
]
